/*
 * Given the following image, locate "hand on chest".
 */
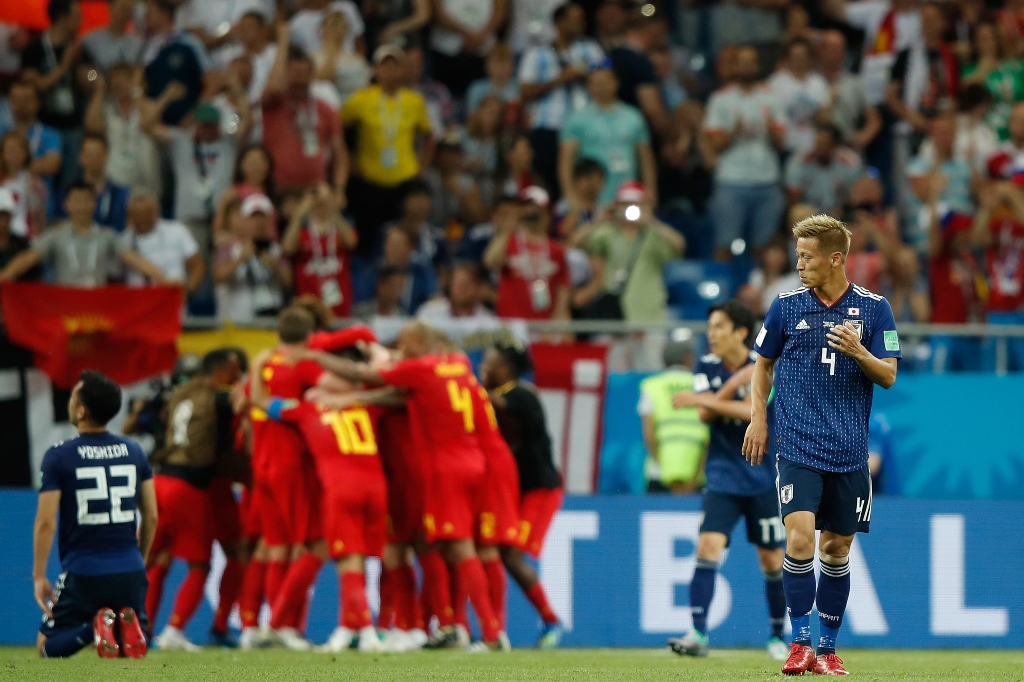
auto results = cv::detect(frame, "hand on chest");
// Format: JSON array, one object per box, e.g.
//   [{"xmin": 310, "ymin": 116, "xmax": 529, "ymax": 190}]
[{"xmin": 788, "ymin": 306, "xmax": 866, "ymax": 347}]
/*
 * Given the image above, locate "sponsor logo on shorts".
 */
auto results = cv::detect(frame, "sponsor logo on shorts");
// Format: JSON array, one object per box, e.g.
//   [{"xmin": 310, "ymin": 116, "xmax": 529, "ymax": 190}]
[{"xmin": 780, "ymin": 484, "xmax": 794, "ymax": 505}]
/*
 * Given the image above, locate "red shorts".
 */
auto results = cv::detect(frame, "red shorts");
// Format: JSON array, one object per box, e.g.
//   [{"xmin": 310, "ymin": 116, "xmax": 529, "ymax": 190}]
[
  {"xmin": 152, "ymin": 474, "xmax": 214, "ymax": 563},
  {"xmin": 239, "ymin": 485, "xmax": 261, "ymax": 539},
  {"xmin": 258, "ymin": 465, "xmax": 322, "ymax": 547},
  {"xmin": 518, "ymin": 488, "xmax": 563, "ymax": 558},
  {"xmin": 424, "ymin": 466, "xmax": 484, "ymax": 543},
  {"xmin": 387, "ymin": 474, "xmax": 425, "ymax": 545},
  {"xmin": 322, "ymin": 473, "xmax": 388, "ymax": 559},
  {"xmin": 478, "ymin": 455, "xmax": 520, "ymax": 547},
  {"xmin": 209, "ymin": 477, "xmax": 242, "ymax": 546}
]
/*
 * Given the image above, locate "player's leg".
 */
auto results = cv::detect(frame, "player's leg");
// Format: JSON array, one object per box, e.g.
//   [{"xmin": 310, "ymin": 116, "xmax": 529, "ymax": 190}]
[
  {"xmin": 507, "ymin": 487, "xmax": 564, "ymax": 648},
  {"xmin": 238, "ymin": 538, "xmax": 269, "ymax": 649},
  {"xmin": 441, "ymin": 537, "xmax": 503, "ymax": 648},
  {"xmin": 267, "ymin": 470, "xmax": 319, "ymax": 640},
  {"xmin": 144, "ymin": 550, "xmax": 172, "ymax": 639},
  {"xmin": 477, "ymin": 543, "xmax": 506, "ymax": 632},
  {"xmin": 210, "ymin": 478, "xmax": 247, "ymax": 647},
  {"xmin": 743, "ymin": 490, "xmax": 788, "ymax": 660},
  {"xmin": 109, "ymin": 569, "xmax": 151, "ymax": 659},
  {"xmin": 37, "ymin": 573, "xmax": 99, "ymax": 658}
]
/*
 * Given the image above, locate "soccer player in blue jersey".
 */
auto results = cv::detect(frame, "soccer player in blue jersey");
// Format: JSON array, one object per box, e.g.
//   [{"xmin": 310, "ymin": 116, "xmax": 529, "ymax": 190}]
[
  {"xmin": 666, "ymin": 301, "xmax": 788, "ymax": 661},
  {"xmin": 33, "ymin": 371, "xmax": 159, "ymax": 659},
  {"xmin": 743, "ymin": 215, "xmax": 900, "ymax": 676}
]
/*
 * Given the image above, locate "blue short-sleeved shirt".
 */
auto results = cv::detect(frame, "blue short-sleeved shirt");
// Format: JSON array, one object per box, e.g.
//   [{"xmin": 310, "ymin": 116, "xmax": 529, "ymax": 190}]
[
  {"xmin": 561, "ymin": 102, "xmax": 650, "ymax": 204},
  {"xmin": 40, "ymin": 432, "xmax": 153, "ymax": 575},
  {"xmin": 754, "ymin": 283, "xmax": 902, "ymax": 473}
]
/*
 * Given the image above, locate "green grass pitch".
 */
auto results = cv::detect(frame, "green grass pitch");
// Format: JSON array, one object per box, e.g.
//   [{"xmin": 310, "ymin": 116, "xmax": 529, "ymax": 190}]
[{"xmin": 4, "ymin": 647, "xmax": 1024, "ymax": 681}]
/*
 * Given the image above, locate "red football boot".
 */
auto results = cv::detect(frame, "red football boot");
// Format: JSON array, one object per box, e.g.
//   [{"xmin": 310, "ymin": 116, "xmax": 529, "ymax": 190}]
[
  {"xmin": 93, "ymin": 608, "xmax": 120, "ymax": 659},
  {"xmin": 812, "ymin": 653, "xmax": 850, "ymax": 675},
  {"xmin": 781, "ymin": 643, "xmax": 816, "ymax": 675},
  {"xmin": 119, "ymin": 607, "xmax": 148, "ymax": 659}
]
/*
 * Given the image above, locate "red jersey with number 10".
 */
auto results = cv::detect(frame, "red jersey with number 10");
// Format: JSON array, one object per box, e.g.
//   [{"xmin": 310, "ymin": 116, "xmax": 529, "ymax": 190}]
[
  {"xmin": 276, "ymin": 401, "xmax": 384, "ymax": 485},
  {"xmin": 378, "ymin": 354, "xmax": 485, "ymax": 475}
]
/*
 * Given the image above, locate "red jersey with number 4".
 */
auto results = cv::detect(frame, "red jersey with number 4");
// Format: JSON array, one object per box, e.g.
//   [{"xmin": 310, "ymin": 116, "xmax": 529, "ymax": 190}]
[
  {"xmin": 276, "ymin": 400, "xmax": 384, "ymax": 484},
  {"xmin": 250, "ymin": 352, "xmax": 325, "ymax": 475},
  {"xmin": 378, "ymin": 354, "xmax": 485, "ymax": 475}
]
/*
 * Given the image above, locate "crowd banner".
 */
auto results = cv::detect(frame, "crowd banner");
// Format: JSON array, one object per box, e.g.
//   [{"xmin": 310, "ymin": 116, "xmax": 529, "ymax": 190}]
[
  {"xmin": 0, "ymin": 283, "xmax": 183, "ymax": 389},
  {"xmin": 1, "ymin": 492, "xmax": 1021, "ymax": 647}
]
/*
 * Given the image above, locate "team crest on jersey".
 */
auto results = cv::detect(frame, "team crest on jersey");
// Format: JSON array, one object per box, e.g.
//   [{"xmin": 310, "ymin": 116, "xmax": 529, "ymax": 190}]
[
  {"xmin": 846, "ymin": 319, "xmax": 864, "ymax": 340},
  {"xmin": 780, "ymin": 484, "xmax": 794, "ymax": 504}
]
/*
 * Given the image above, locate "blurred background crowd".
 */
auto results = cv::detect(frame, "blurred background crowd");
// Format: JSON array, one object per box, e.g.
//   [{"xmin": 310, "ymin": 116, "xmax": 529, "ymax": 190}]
[{"xmin": 0, "ymin": 0, "xmax": 1022, "ymax": 372}]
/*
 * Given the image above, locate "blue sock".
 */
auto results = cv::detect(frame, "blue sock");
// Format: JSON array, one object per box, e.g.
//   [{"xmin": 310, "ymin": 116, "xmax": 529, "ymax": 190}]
[
  {"xmin": 816, "ymin": 558, "xmax": 851, "ymax": 655},
  {"xmin": 42, "ymin": 623, "xmax": 93, "ymax": 658},
  {"xmin": 689, "ymin": 558, "xmax": 718, "ymax": 635},
  {"xmin": 782, "ymin": 555, "xmax": 815, "ymax": 646},
  {"xmin": 765, "ymin": 569, "xmax": 786, "ymax": 639}
]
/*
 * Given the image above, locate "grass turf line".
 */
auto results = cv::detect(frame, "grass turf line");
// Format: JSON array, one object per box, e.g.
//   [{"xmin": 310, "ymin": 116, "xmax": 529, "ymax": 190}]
[{"xmin": 3, "ymin": 647, "xmax": 1024, "ymax": 681}]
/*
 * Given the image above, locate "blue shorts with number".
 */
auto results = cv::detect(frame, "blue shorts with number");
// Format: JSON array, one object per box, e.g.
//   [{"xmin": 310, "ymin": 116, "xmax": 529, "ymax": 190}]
[
  {"xmin": 776, "ymin": 457, "xmax": 872, "ymax": 536},
  {"xmin": 699, "ymin": 489, "xmax": 785, "ymax": 549},
  {"xmin": 39, "ymin": 570, "xmax": 149, "ymax": 638}
]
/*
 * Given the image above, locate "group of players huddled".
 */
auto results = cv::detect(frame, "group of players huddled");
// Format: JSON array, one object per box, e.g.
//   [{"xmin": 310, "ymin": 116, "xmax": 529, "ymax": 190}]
[{"xmin": 146, "ymin": 304, "xmax": 564, "ymax": 654}]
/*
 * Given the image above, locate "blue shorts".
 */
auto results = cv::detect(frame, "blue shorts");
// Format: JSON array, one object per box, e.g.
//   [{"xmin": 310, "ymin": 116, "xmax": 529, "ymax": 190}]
[
  {"xmin": 699, "ymin": 489, "xmax": 785, "ymax": 549},
  {"xmin": 777, "ymin": 457, "xmax": 872, "ymax": 536},
  {"xmin": 40, "ymin": 570, "xmax": 149, "ymax": 639}
]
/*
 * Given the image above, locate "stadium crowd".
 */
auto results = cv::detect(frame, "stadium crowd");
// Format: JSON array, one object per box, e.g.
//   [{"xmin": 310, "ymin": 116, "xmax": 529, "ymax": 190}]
[{"xmin": 1, "ymin": 0, "xmax": 1024, "ymax": 372}]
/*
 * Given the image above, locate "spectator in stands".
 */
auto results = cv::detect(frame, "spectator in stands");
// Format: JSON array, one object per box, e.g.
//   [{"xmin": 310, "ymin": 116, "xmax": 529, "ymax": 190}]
[
  {"xmin": 609, "ymin": 17, "xmax": 669, "ymax": 137},
  {"xmin": 378, "ymin": 227, "xmax": 438, "ymax": 313},
  {"xmin": 406, "ymin": 45, "xmax": 455, "ymax": 131},
  {"xmin": 75, "ymin": 134, "xmax": 130, "ymax": 233},
  {"xmin": 559, "ymin": 60, "xmax": 656, "ymax": 206},
  {"xmin": 554, "ymin": 157, "xmax": 605, "ymax": 239},
  {"xmin": 0, "ymin": 132, "xmax": 48, "ymax": 238},
  {"xmin": 466, "ymin": 43, "xmax": 520, "ymax": 115},
  {"xmin": 0, "ymin": 24, "xmax": 27, "ymax": 91},
  {"xmin": 659, "ymin": 101, "xmax": 714, "ymax": 217},
  {"xmin": 961, "ymin": 21, "xmax": 1024, "ymax": 142},
  {"xmin": 176, "ymin": 0, "xmax": 275, "ymax": 58},
  {"xmin": 0, "ymin": 188, "xmax": 39, "ymax": 278},
  {"xmin": 908, "ymin": 114, "xmax": 975, "ymax": 227},
  {"xmin": 703, "ymin": 46, "xmax": 786, "ymax": 261},
  {"xmin": 144, "ymin": 98, "xmax": 251, "ymax": 256},
  {"xmin": 485, "ymin": 185, "xmax": 571, "ymax": 321},
  {"xmin": 122, "ymin": 190, "xmax": 205, "ymax": 293},
  {"xmin": 649, "ymin": 45, "xmax": 686, "ymax": 114},
  {"xmin": 769, "ymin": 38, "xmax": 831, "ymax": 155},
  {"xmin": 213, "ymin": 194, "xmax": 291, "ymax": 321},
  {"xmin": 784, "ymin": 123, "xmax": 863, "ymax": 216},
  {"xmin": 80, "ymin": 0, "xmax": 143, "ymax": 74},
  {"xmin": 845, "ymin": 193, "xmax": 902, "ymax": 293},
  {"xmin": 507, "ymin": 0, "xmax": 560, "ymax": 54},
  {"xmin": 83, "ymin": 65, "xmax": 163, "ymax": 196},
  {"xmin": 142, "ymin": 0, "xmax": 210, "ymax": 126},
  {"xmin": 418, "ymin": 261, "xmax": 497, "ymax": 322},
  {"xmin": 289, "ymin": 0, "xmax": 364, "ymax": 60},
  {"xmin": 371, "ymin": 0, "xmax": 431, "ymax": 49},
  {"xmin": 428, "ymin": 0, "xmax": 507, "ymax": 98},
  {"xmin": 0, "ymin": 181, "xmax": 166, "ymax": 286},
  {"xmin": 262, "ymin": 27, "xmax": 349, "ymax": 197},
  {"xmin": 353, "ymin": 263, "xmax": 411, "ymax": 319},
  {"xmin": 572, "ymin": 181, "xmax": 683, "ymax": 326},
  {"xmin": 463, "ymin": 95, "xmax": 505, "ymax": 205},
  {"xmin": 518, "ymin": 2, "xmax": 604, "ymax": 195},
  {"xmin": 915, "ymin": 84, "xmax": 998, "ymax": 173},
  {"xmin": 380, "ymin": 178, "xmax": 450, "ymax": 275},
  {"xmin": 343, "ymin": 45, "xmax": 436, "ymax": 256},
  {"xmin": 739, "ymin": 236, "xmax": 803, "ymax": 317},
  {"xmin": 459, "ymin": 192, "xmax": 519, "ymax": 265},
  {"xmin": 496, "ymin": 133, "xmax": 545, "ymax": 200},
  {"xmin": 313, "ymin": 8, "xmax": 371, "ymax": 107},
  {"xmin": 1, "ymin": 82, "xmax": 62, "ymax": 199},
  {"xmin": 880, "ymin": 245, "xmax": 931, "ymax": 323},
  {"xmin": 282, "ymin": 183, "xmax": 358, "ymax": 319},
  {"xmin": 424, "ymin": 131, "xmax": 488, "ymax": 239},
  {"xmin": 594, "ymin": 0, "xmax": 628, "ymax": 51},
  {"xmin": 218, "ymin": 11, "xmax": 277, "ymax": 102},
  {"xmin": 817, "ymin": 30, "xmax": 881, "ymax": 153},
  {"xmin": 21, "ymin": 0, "xmax": 89, "ymax": 192}
]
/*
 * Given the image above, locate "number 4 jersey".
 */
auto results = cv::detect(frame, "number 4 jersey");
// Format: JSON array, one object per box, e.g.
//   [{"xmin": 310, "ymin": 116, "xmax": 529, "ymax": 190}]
[
  {"xmin": 40, "ymin": 432, "xmax": 153, "ymax": 575},
  {"xmin": 754, "ymin": 284, "xmax": 902, "ymax": 473}
]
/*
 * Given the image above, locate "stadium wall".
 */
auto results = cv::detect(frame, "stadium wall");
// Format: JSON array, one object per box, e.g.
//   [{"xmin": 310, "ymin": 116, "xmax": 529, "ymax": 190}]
[{"xmin": 1, "ymin": 491, "xmax": 1021, "ymax": 649}]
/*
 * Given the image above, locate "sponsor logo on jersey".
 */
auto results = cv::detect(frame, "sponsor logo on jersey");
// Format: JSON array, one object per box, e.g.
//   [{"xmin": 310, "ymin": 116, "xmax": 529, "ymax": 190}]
[
  {"xmin": 780, "ymin": 484, "xmax": 794, "ymax": 504},
  {"xmin": 796, "ymin": 319, "xmax": 810, "ymax": 330}
]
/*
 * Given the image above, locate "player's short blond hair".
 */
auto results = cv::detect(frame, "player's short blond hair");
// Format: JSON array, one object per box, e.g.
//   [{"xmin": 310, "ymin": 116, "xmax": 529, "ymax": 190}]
[{"xmin": 792, "ymin": 214, "xmax": 852, "ymax": 259}]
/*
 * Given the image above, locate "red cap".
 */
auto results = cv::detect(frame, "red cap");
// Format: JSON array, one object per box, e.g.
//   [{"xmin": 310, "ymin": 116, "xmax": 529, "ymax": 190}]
[
  {"xmin": 308, "ymin": 325, "xmax": 378, "ymax": 352},
  {"xmin": 614, "ymin": 181, "xmax": 647, "ymax": 204},
  {"xmin": 988, "ymin": 151, "xmax": 1013, "ymax": 180}
]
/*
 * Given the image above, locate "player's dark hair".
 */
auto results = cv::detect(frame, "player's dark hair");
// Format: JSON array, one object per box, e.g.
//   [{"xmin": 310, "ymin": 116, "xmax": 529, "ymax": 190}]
[
  {"xmin": 65, "ymin": 180, "xmax": 97, "ymax": 197},
  {"xmin": 493, "ymin": 340, "xmax": 533, "ymax": 378},
  {"xmin": 277, "ymin": 306, "xmax": 316, "ymax": 344},
  {"xmin": 76, "ymin": 370, "xmax": 122, "ymax": 426},
  {"xmin": 202, "ymin": 348, "xmax": 240, "ymax": 375},
  {"xmin": 227, "ymin": 346, "xmax": 250, "ymax": 373},
  {"xmin": 573, "ymin": 157, "xmax": 606, "ymax": 180},
  {"xmin": 708, "ymin": 300, "xmax": 756, "ymax": 345},
  {"xmin": 47, "ymin": 0, "xmax": 76, "ymax": 24}
]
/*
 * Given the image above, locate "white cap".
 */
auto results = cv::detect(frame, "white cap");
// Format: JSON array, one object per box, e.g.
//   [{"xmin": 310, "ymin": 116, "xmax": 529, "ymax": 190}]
[
  {"xmin": 0, "ymin": 187, "xmax": 15, "ymax": 214},
  {"xmin": 241, "ymin": 193, "xmax": 273, "ymax": 217}
]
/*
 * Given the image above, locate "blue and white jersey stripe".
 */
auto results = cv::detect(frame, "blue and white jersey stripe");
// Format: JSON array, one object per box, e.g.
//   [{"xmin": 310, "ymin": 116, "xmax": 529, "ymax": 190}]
[{"xmin": 517, "ymin": 39, "xmax": 604, "ymax": 130}]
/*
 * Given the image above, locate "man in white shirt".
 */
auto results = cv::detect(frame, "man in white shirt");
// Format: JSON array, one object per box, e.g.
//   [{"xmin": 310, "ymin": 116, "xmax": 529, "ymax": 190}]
[
  {"xmin": 81, "ymin": 0, "xmax": 144, "ymax": 73},
  {"xmin": 216, "ymin": 11, "xmax": 277, "ymax": 102},
  {"xmin": 289, "ymin": 0, "xmax": 364, "ymax": 59},
  {"xmin": 176, "ymin": 0, "xmax": 276, "ymax": 63},
  {"xmin": 768, "ymin": 38, "xmax": 831, "ymax": 154},
  {"xmin": 122, "ymin": 190, "xmax": 205, "ymax": 293},
  {"xmin": 417, "ymin": 262, "xmax": 497, "ymax": 324}
]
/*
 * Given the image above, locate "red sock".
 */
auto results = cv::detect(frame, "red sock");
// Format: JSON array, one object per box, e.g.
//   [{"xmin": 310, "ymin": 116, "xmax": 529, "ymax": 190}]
[
  {"xmin": 270, "ymin": 553, "xmax": 323, "ymax": 629},
  {"xmin": 238, "ymin": 559, "xmax": 266, "ymax": 628},
  {"xmin": 213, "ymin": 558, "xmax": 245, "ymax": 633},
  {"xmin": 449, "ymin": 565, "xmax": 469, "ymax": 632},
  {"xmin": 456, "ymin": 557, "xmax": 500, "ymax": 641},
  {"xmin": 525, "ymin": 582, "xmax": 559, "ymax": 624},
  {"xmin": 483, "ymin": 557, "xmax": 507, "ymax": 631},
  {"xmin": 340, "ymin": 571, "xmax": 371, "ymax": 629},
  {"xmin": 419, "ymin": 551, "xmax": 454, "ymax": 627},
  {"xmin": 169, "ymin": 567, "xmax": 208, "ymax": 629},
  {"xmin": 145, "ymin": 563, "xmax": 170, "ymax": 636},
  {"xmin": 394, "ymin": 565, "xmax": 417, "ymax": 631},
  {"xmin": 265, "ymin": 559, "xmax": 289, "ymax": 615},
  {"xmin": 378, "ymin": 567, "xmax": 398, "ymax": 630}
]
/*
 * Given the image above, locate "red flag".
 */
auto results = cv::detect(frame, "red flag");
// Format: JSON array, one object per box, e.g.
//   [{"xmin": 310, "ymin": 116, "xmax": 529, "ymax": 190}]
[{"xmin": 1, "ymin": 283, "xmax": 183, "ymax": 388}]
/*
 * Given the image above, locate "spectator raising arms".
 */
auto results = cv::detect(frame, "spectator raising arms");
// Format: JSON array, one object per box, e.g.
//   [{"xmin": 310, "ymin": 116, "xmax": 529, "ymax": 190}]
[
  {"xmin": 313, "ymin": 8, "xmax": 371, "ymax": 107},
  {"xmin": 142, "ymin": 0, "xmax": 210, "ymax": 126},
  {"xmin": 0, "ymin": 188, "xmax": 39, "ymax": 279}
]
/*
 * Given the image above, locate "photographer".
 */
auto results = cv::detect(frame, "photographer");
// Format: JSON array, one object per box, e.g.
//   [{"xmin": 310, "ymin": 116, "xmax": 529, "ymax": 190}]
[{"xmin": 123, "ymin": 354, "xmax": 203, "ymax": 453}]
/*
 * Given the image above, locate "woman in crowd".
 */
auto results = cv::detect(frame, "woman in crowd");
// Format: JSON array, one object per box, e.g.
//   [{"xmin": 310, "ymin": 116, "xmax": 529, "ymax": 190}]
[{"xmin": 0, "ymin": 131, "xmax": 47, "ymax": 238}]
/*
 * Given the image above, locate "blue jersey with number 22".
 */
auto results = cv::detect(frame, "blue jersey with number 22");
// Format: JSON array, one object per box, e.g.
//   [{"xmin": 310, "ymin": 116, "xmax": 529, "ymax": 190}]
[
  {"xmin": 754, "ymin": 284, "xmax": 901, "ymax": 473},
  {"xmin": 40, "ymin": 432, "xmax": 153, "ymax": 575}
]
